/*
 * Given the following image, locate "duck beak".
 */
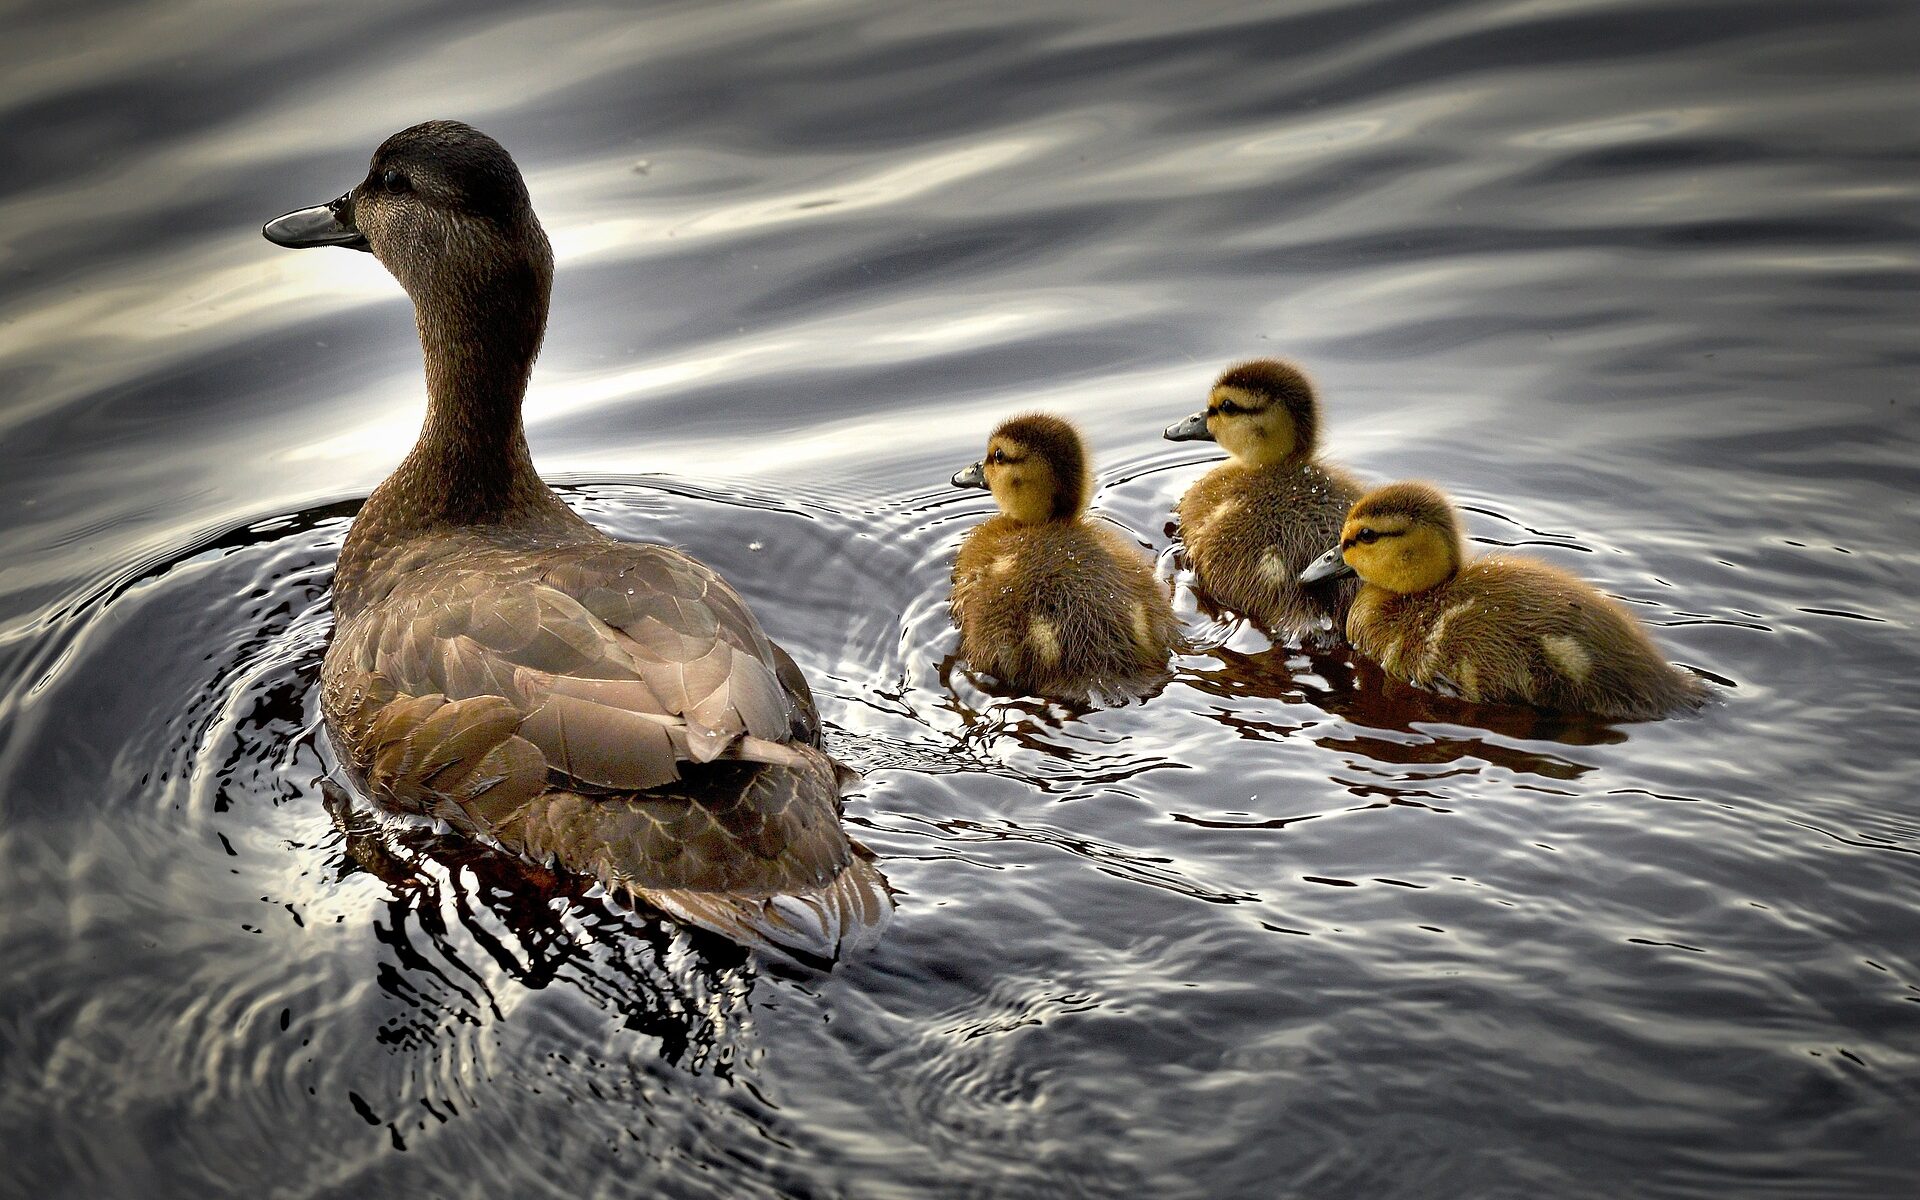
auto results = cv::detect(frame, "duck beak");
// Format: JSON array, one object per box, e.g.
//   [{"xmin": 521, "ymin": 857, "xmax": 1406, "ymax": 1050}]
[
  {"xmin": 1299, "ymin": 544, "xmax": 1354, "ymax": 584},
  {"xmin": 1164, "ymin": 411, "xmax": 1213, "ymax": 442},
  {"xmin": 951, "ymin": 461, "xmax": 987, "ymax": 489},
  {"xmin": 263, "ymin": 193, "xmax": 371, "ymax": 252}
]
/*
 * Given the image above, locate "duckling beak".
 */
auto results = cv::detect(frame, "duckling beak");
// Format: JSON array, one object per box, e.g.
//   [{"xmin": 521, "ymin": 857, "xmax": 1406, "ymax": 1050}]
[
  {"xmin": 1299, "ymin": 545, "xmax": 1354, "ymax": 585},
  {"xmin": 951, "ymin": 461, "xmax": 987, "ymax": 489},
  {"xmin": 263, "ymin": 193, "xmax": 371, "ymax": 252},
  {"xmin": 1164, "ymin": 411, "xmax": 1213, "ymax": 442}
]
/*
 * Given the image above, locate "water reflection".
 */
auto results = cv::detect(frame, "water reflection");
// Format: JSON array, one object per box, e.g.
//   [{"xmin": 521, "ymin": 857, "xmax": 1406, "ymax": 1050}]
[
  {"xmin": 1183, "ymin": 645, "xmax": 1616, "ymax": 770},
  {"xmin": 325, "ymin": 783, "xmax": 755, "ymax": 1075}
]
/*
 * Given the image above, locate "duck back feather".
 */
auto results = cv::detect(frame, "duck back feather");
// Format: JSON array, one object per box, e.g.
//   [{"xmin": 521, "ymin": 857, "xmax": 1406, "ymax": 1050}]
[{"xmin": 324, "ymin": 537, "xmax": 891, "ymax": 958}]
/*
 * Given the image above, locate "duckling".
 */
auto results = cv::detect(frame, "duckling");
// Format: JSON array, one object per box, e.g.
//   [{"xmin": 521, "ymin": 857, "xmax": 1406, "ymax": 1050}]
[
  {"xmin": 950, "ymin": 414, "xmax": 1181, "ymax": 699},
  {"xmin": 263, "ymin": 121, "xmax": 889, "ymax": 960},
  {"xmin": 1164, "ymin": 359, "xmax": 1365, "ymax": 643},
  {"xmin": 1299, "ymin": 481, "xmax": 1710, "ymax": 720}
]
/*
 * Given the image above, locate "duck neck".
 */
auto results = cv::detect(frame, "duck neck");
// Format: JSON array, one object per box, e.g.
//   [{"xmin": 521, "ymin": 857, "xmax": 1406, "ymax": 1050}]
[
  {"xmin": 390, "ymin": 259, "xmax": 560, "ymax": 527},
  {"xmin": 335, "ymin": 228, "xmax": 581, "ymax": 617}
]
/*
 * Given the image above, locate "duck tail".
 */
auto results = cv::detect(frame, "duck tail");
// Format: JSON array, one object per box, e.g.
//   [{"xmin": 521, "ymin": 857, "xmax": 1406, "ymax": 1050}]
[
  {"xmin": 484, "ymin": 750, "xmax": 893, "ymax": 964},
  {"xmin": 636, "ymin": 844, "xmax": 893, "ymax": 965}
]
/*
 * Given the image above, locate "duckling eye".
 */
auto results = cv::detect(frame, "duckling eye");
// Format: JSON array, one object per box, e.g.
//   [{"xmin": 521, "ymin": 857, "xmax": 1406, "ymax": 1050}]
[
  {"xmin": 990, "ymin": 449, "xmax": 1007, "ymax": 464},
  {"xmin": 1356, "ymin": 528, "xmax": 1379, "ymax": 544},
  {"xmin": 1213, "ymin": 401, "xmax": 1240, "ymax": 417},
  {"xmin": 381, "ymin": 168, "xmax": 411, "ymax": 195}
]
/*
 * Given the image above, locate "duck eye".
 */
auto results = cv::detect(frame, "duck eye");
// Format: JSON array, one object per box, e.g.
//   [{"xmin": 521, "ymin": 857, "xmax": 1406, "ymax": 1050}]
[
  {"xmin": 990, "ymin": 449, "xmax": 1006, "ymax": 464},
  {"xmin": 381, "ymin": 168, "xmax": 410, "ymax": 194},
  {"xmin": 1356, "ymin": 528, "xmax": 1379, "ymax": 544},
  {"xmin": 1214, "ymin": 401, "xmax": 1239, "ymax": 417}
]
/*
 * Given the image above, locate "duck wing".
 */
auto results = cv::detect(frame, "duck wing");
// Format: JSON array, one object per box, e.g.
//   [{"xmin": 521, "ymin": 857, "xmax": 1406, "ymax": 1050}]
[
  {"xmin": 522, "ymin": 541, "xmax": 815, "ymax": 775},
  {"xmin": 510, "ymin": 757, "xmax": 891, "ymax": 960},
  {"xmin": 334, "ymin": 540, "xmax": 809, "ymax": 783},
  {"xmin": 322, "ymin": 538, "xmax": 889, "ymax": 959}
]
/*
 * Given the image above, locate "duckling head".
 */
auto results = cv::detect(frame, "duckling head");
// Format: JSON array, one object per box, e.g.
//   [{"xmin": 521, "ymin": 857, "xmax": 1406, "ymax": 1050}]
[
  {"xmin": 1300, "ymin": 481, "xmax": 1464, "ymax": 594},
  {"xmin": 265, "ymin": 120, "xmax": 553, "ymax": 328},
  {"xmin": 951, "ymin": 413, "xmax": 1090, "ymax": 524},
  {"xmin": 1164, "ymin": 359, "xmax": 1321, "ymax": 467}
]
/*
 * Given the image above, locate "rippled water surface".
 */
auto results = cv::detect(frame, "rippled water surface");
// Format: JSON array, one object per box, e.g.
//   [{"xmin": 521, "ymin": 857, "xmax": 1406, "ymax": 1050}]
[{"xmin": 4, "ymin": 1, "xmax": 1919, "ymax": 1196}]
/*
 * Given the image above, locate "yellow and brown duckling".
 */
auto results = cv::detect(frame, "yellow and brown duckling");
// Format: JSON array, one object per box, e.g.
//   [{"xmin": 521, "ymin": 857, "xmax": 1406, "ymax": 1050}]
[
  {"xmin": 950, "ymin": 414, "xmax": 1182, "ymax": 699},
  {"xmin": 1164, "ymin": 359, "xmax": 1365, "ymax": 643},
  {"xmin": 264, "ymin": 121, "xmax": 889, "ymax": 960},
  {"xmin": 1300, "ymin": 482, "xmax": 1710, "ymax": 720}
]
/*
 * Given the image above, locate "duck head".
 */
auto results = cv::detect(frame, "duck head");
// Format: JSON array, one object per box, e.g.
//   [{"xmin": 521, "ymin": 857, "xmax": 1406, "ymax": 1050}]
[
  {"xmin": 1164, "ymin": 358, "xmax": 1322, "ymax": 468},
  {"xmin": 264, "ymin": 120, "xmax": 553, "ymax": 335},
  {"xmin": 952, "ymin": 413, "xmax": 1091, "ymax": 524},
  {"xmin": 1300, "ymin": 481, "xmax": 1465, "ymax": 594}
]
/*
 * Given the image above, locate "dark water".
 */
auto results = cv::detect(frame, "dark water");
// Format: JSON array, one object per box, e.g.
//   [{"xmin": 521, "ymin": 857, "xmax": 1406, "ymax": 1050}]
[{"xmin": 4, "ymin": 1, "xmax": 1919, "ymax": 1195}]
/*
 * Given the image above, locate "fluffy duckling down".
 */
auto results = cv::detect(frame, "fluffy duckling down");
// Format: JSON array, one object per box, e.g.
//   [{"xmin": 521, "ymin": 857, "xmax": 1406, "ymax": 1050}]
[
  {"xmin": 1300, "ymin": 482, "xmax": 1709, "ymax": 720},
  {"xmin": 951, "ymin": 414, "xmax": 1181, "ymax": 699},
  {"xmin": 1165, "ymin": 359, "xmax": 1365, "ymax": 643}
]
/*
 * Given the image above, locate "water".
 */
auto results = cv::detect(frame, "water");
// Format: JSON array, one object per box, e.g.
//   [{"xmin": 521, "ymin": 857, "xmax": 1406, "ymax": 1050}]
[{"xmin": 3, "ymin": 0, "xmax": 1919, "ymax": 1195}]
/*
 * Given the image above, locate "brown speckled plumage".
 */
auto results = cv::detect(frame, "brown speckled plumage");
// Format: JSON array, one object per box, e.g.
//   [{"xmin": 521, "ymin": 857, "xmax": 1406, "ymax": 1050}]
[{"xmin": 273, "ymin": 121, "xmax": 889, "ymax": 958}]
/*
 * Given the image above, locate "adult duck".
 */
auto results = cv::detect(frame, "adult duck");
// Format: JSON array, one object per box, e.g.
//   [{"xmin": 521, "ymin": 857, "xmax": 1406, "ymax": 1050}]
[{"xmin": 264, "ymin": 120, "xmax": 889, "ymax": 959}]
